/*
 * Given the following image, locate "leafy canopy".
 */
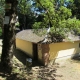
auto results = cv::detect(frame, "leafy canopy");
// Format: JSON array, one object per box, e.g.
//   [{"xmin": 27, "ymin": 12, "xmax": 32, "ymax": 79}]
[{"xmin": 32, "ymin": 0, "xmax": 80, "ymax": 42}]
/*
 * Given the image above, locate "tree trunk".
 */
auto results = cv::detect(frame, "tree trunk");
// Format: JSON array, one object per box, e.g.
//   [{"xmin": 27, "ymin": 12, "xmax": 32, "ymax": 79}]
[{"xmin": 1, "ymin": 0, "xmax": 18, "ymax": 73}]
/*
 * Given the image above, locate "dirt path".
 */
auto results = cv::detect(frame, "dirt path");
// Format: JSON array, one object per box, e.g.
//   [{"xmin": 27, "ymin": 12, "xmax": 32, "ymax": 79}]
[{"xmin": 55, "ymin": 59, "xmax": 80, "ymax": 80}]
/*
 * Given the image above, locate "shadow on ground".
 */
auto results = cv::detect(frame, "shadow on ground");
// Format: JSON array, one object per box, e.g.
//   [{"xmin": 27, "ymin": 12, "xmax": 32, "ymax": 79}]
[
  {"xmin": 0, "ymin": 63, "xmax": 27, "ymax": 80},
  {"xmin": 14, "ymin": 49, "xmax": 42, "ymax": 67}
]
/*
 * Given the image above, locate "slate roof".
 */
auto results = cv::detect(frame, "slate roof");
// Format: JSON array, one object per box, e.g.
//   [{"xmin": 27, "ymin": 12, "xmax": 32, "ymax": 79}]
[{"xmin": 16, "ymin": 29, "xmax": 80, "ymax": 43}]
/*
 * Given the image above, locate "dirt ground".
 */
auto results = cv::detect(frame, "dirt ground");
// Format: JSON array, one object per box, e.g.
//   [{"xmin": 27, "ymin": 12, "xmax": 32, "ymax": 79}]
[
  {"xmin": 55, "ymin": 58, "xmax": 80, "ymax": 80},
  {"xmin": 0, "ymin": 39, "xmax": 80, "ymax": 80}
]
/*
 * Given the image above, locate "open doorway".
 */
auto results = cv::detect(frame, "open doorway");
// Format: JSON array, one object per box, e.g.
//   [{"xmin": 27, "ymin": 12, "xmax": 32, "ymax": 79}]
[{"xmin": 33, "ymin": 43, "xmax": 38, "ymax": 60}]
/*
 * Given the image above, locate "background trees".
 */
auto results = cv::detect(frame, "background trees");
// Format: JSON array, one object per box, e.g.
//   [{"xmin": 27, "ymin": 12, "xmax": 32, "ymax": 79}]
[
  {"xmin": 18, "ymin": 0, "xmax": 36, "ymax": 30},
  {"xmin": 68, "ymin": 0, "xmax": 80, "ymax": 19}
]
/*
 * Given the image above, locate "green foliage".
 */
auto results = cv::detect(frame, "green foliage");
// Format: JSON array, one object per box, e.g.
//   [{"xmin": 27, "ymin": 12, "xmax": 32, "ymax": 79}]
[
  {"xmin": 0, "ymin": 0, "xmax": 5, "ymax": 28},
  {"xmin": 18, "ymin": 0, "xmax": 32, "ymax": 15},
  {"xmin": 18, "ymin": 0, "xmax": 36, "ymax": 29},
  {"xmin": 0, "ymin": 27, "xmax": 2, "ymax": 36},
  {"xmin": 66, "ymin": 18, "xmax": 80, "ymax": 34},
  {"xmin": 32, "ymin": 0, "xmax": 80, "ymax": 42},
  {"xmin": 33, "ymin": 22, "xmax": 46, "ymax": 29},
  {"xmin": 59, "ymin": 6, "xmax": 72, "ymax": 19},
  {"xmin": 15, "ymin": 22, "xmax": 20, "ymax": 27}
]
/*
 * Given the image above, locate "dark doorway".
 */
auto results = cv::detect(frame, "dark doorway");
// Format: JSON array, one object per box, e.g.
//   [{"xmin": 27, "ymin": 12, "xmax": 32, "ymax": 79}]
[{"xmin": 33, "ymin": 43, "xmax": 38, "ymax": 60}]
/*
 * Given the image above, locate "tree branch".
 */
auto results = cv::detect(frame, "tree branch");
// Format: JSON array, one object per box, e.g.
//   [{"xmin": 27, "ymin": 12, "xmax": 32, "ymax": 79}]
[{"xmin": 36, "ymin": 0, "xmax": 52, "ymax": 27}]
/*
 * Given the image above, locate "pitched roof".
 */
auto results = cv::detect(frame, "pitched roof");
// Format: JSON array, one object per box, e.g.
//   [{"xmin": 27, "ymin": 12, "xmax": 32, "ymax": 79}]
[
  {"xmin": 16, "ymin": 29, "xmax": 46, "ymax": 43},
  {"xmin": 16, "ymin": 29, "xmax": 80, "ymax": 43},
  {"xmin": 63, "ymin": 32, "xmax": 80, "ymax": 42}
]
